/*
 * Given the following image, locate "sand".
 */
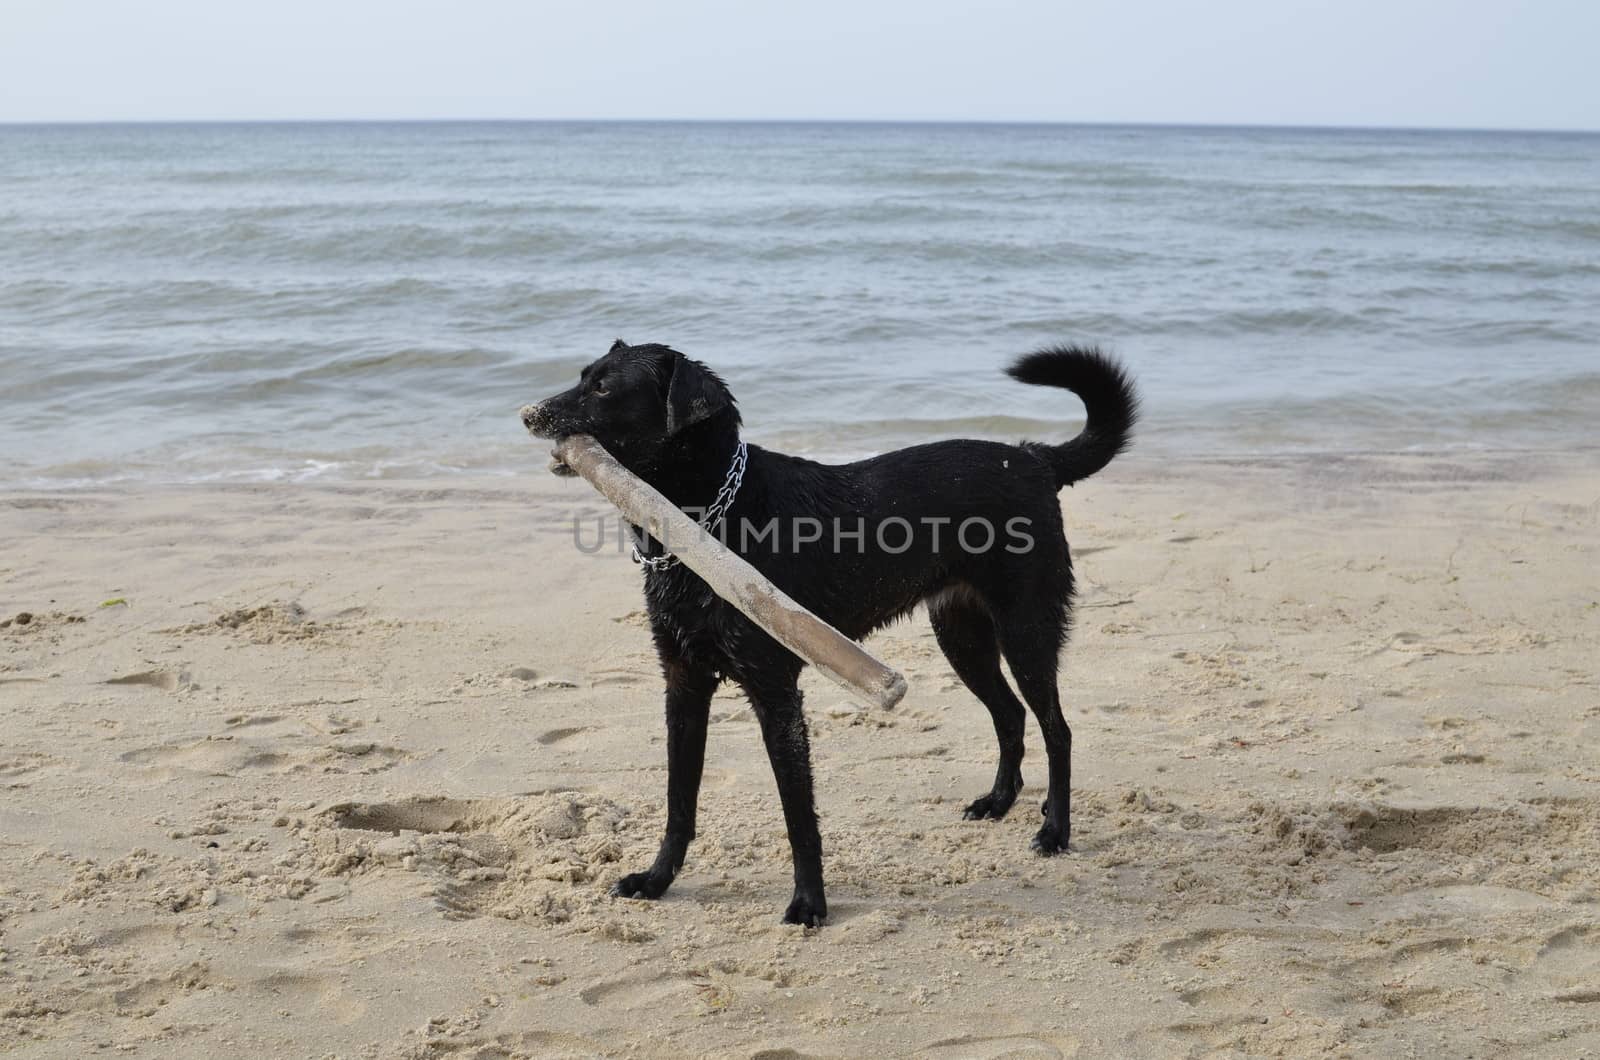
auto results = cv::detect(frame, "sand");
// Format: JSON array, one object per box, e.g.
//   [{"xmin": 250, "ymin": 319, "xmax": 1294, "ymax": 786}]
[{"xmin": 2, "ymin": 450, "xmax": 1597, "ymax": 1058}]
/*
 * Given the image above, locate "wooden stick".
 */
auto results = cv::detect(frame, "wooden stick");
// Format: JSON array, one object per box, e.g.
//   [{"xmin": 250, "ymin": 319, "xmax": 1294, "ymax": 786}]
[{"xmin": 553, "ymin": 434, "xmax": 908, "ymax": 711}]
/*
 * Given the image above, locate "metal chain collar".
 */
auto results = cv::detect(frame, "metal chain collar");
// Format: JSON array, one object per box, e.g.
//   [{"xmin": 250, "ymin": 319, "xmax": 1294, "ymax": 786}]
[{"xmin": 631, "ymin": 440, "xmax": 748, "ymax": 572}]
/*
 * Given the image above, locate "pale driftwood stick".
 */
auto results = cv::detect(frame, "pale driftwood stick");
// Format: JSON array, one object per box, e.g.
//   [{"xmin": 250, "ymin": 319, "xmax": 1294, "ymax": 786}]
[{"xmin": 554, "ymin": 434, "xmax": 908, "ymax": 711}]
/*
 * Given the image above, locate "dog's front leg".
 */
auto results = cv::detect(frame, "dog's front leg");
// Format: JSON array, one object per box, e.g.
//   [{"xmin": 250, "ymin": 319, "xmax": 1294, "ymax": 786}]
[
  {"xmin": 742, "ymin": 673, "xmax": 827, "ymax": 927},
  {"xmin": 611, "ymin": 661, "xmax": 716, "ymax": 902}
]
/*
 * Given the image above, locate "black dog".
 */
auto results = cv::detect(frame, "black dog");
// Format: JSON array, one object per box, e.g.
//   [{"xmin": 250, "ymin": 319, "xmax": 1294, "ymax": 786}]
[{"xmin": 522, "ymin": 341, "xmax": 1137, "ymax": 926}]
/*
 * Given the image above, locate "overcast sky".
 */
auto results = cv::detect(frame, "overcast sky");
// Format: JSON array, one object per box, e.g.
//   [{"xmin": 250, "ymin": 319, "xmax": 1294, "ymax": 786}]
[{"xmin": 2, "ymin": 0, "xmax": 1595, "ymax": 129}]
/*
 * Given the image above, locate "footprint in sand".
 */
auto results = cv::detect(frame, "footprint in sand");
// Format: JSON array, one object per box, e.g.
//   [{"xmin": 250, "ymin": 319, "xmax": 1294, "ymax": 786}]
[
  {"xmin": 536, "ymin": 726, "xmax": 591, "ymax": 746},
  {"xmin": 1529, "ymin": 924, "xmax": 1600, "ymax": 1004},
  {"xmin": 121, "ymin": 737, "xmax": 291, "ymax": 775},
  {"xmin": 316, "ymin": 793, "xmax": 628, "ymax": 924},
  {"xmin": 105, "ymin": 669, "xmax": 189, "ymax": 692},
  {"xmin": 0, "ymin": 752, "xmax": 65, "ymax": 783},
  {"xmin": 578, "ymin": 973, "xmax": 700, "ymax": 1008},
  {"xmin": 920, "ymin": 1034, "xmax": 1079, "ymax": 1059},
  {"xmin": 105, "ymin": 962, "xmax": 214, "ymax": 1018},
  {"xmin": 121, "ymin": 735, "xmax": 404, "ymax": 777},
  {"xmin": 498, "ymin": 668, "xmax": 579, "ymax": 690},
  {"xmin": 697, "ymin": 767, "xmax": 739, "ymax": 792},
  {"xmin": 325, "ymin": 796, "xmax": 483, "ymax": 834},
  {"xmin": 224, "ymin": 713, "xmax": 284, "ymax": 728},
  {"xmin": 1338, "ymin": 803, "xmax": 1512, "ymax": 854},
  {"xmin": 590, "ymin": 669, "xmax": 647, "ymax": 688}
]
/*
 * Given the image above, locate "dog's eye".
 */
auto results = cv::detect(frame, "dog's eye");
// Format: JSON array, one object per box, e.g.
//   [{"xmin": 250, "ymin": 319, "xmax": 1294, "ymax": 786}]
[{"xmin": 593, "ymin": 381, "xmax": 609, "ymax": 397}]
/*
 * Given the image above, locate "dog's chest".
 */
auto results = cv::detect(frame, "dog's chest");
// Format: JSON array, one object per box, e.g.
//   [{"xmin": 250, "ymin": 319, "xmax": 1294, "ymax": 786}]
[{"xmin": 644, "ymin": 572, "xmax": 738, "ymax": 659}]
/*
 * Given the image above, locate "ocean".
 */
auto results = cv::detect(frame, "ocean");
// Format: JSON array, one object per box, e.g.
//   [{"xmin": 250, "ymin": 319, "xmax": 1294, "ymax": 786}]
[{"xmin": 2, "ymin": 121, "xmax": 1597, "ymax": 487}]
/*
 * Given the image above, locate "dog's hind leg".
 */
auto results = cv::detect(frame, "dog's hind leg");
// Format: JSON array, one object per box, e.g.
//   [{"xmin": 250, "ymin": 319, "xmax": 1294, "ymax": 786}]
[
  {"xmin": 736, "ymin": 662, "xmax": 827, "ymax": 927},
  {"xmin": 930, "ymin": 598, "xmax": 1026, "ymax": 821},
  {"xmin": 995, "ymin": 607, "xmax": 1074, "ymax": 855},
  {"xmin": 611, "ymin": 657, "xmax": 717, "ymax": 902}
]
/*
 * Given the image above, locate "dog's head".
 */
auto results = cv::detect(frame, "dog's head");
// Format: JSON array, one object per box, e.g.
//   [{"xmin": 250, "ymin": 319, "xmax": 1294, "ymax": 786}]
[{"xmin": 521, "ymin": 340, "xmax": 737, "ymax": 474}]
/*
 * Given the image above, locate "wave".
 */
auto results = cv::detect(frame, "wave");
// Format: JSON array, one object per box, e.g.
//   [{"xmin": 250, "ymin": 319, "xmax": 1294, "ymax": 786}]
[
  {"xmin": 165, "ymin": 166, "xmax": 380, "ymax": 186},
  {"xmin": 1409, "ymin": 257, "xmax": 1600, "ymax": 280},
  {"xmin": 4, "ymin": 218, "xmax": 590, "ymax": 268}
]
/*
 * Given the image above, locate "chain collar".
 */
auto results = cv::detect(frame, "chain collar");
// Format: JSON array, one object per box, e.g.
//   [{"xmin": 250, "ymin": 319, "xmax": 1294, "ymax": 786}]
[{"xmin": 631, "ymin": 440, "xmax": 748, "ymax": 572}]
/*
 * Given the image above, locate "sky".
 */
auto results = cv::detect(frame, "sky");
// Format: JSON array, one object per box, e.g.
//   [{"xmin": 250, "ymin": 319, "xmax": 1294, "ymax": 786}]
[{"xmin": 1, "ymin": 0, "xmax": 1596, "ymax": 130}]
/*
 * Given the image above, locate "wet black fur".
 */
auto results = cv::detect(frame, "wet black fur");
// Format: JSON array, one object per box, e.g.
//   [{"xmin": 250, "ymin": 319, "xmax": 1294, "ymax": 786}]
[{"xmin": 523, "ymin": 339, "xmax": 1138, "ymax": 926}]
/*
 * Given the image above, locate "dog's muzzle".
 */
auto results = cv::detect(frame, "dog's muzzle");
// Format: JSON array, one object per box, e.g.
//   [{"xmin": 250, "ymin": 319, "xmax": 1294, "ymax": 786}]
[{"xmin": 519, "ymin": 403, "xmax": 578, "ymax": 477}]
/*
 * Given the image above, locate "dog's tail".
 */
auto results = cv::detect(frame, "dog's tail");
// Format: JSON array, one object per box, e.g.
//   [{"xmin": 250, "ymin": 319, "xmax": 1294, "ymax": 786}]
[{"xmin": 1007, "ymin": 345, "xmax": 1140, "ymax": 488}]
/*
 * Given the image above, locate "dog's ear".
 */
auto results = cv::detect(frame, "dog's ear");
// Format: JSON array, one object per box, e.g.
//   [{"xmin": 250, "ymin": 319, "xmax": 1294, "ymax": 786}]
[
  {"xmin": 609, "ymin": 338, "xmax": 629, "ymax": 353},
  {"xmin": 664, "ymin": 352, "xmax": 730, "ymax": 435}
]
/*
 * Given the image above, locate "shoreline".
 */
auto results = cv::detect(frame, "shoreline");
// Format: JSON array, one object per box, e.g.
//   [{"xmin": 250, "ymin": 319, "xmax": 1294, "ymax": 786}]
[
  {"xmin": 7, "ymin": 439, "xmax": 1598, "ymax": 494},
  {"xmin": 3, "ymin": 448, "xmax": 1597, "ymax": 1056}
]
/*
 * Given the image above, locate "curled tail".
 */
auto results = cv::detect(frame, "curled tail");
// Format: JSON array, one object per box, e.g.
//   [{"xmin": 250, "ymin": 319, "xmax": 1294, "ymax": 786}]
[{"xmin": 1007, "ymin": 345, "xmax": 1140, "ymax": 489}]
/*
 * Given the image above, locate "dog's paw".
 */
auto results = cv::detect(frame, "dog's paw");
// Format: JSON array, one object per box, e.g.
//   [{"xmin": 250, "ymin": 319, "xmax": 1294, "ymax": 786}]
[
  {"xmin": 782, "ymin": 892, "xmax": 827, "ymax": 928},
  {"xmin": 610, "ymin": 871, "xmax": 670, "ymax": 900},
  {"xmin": 1030, "ymin": 824, "xmax": 1072, "ymax": 856},
  {"xmin": 962, "ymin": 791, "xmax": 1017, "ymax": 821}
]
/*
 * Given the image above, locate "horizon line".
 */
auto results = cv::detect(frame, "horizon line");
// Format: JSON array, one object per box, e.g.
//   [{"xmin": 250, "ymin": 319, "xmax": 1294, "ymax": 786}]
[{"xmin": 1, "ymin": 116, "xmax": 1597, "ymax": 136}]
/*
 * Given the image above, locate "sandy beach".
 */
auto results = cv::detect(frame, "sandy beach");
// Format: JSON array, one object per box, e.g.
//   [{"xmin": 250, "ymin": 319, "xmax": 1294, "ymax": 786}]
[{"xmin": 3, "ymin": 449, "xmax": 1597, "ymax": 1058}]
